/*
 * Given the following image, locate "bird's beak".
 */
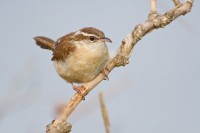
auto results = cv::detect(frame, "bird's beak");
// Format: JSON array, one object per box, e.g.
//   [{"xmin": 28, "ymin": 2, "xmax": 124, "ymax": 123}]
[{"xmin": 99, "ymin": 37, "xmax": 112, "ymax": 43}]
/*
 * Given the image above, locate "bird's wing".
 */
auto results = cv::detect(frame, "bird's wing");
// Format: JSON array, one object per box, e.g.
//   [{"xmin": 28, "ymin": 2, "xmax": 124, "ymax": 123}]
[{"xmin": 51, "ymin": 33, "xmax": 76, "ymax": 61}]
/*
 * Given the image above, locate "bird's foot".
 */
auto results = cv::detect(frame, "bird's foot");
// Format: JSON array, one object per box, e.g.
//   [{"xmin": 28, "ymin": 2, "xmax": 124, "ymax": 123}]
[
  {"xmin": 72, "ymin": 84, "xmax": 86, "ymax": 100},
  {"xmin": 101, "ymin": 67, "xmax": 109, "ymax": 80}
]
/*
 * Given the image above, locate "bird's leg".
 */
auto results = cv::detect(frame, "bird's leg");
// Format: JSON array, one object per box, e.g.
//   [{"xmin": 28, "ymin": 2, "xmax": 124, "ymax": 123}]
[
  {"xmin": 101, "ymin": 67, "xmax": 109, "ymax": 80},
  {"xmin": 71, "ymin": 83, "xmax": 86, "ymax": 100}
]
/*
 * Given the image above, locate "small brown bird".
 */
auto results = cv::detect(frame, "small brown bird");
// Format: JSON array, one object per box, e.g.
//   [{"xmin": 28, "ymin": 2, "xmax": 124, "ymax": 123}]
[{"xmin": 34, "ymin": 27, "xmax": 112, "ymax": 98}]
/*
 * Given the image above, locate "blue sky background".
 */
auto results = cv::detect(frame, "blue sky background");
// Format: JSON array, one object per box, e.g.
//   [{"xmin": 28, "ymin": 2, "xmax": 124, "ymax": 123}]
[{"xmin": 0, "ymin": 0, "xmax": 200, "ymax": 133}]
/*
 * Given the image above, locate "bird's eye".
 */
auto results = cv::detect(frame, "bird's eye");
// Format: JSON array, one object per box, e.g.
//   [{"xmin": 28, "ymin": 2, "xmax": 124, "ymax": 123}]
[{"xmin": 90, "ymin": 36, "xmax": 95, "ymax": 41}]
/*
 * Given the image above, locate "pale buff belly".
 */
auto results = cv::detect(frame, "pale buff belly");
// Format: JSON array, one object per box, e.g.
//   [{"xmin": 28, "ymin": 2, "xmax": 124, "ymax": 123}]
[{"xmin": 54, "ymin": 45, "xmax": 109, "ymax": 83}]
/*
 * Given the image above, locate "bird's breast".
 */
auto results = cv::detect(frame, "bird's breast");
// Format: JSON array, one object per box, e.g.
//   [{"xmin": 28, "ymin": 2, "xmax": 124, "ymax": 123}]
[{"xmin": 54, "ymin": 43, "xmax": 109, "ymax": 83}]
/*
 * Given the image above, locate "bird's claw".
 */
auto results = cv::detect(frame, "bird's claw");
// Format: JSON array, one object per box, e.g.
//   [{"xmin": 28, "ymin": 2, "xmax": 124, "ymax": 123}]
[
  {"xmin": 101, "ymin": 67, "xmax": 109, "ymax": 80},
  {"xmin": 72, "ymin": 85, "xmax": 86, "ymax": 100}
]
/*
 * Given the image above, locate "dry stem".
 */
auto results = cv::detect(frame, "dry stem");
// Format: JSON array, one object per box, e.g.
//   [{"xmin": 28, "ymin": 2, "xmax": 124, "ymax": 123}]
[
  {"xmin": 46, "ymin": 0, "xmax": 194, "ymax": 132},
  {"xmin": 99, "ymin": 92, "xmax": 110, "ymax": 133}
]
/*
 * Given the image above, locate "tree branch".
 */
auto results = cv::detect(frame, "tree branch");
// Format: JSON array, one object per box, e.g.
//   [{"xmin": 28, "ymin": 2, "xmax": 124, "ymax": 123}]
[{"xmin": 46, "ymin": 0, "xmax": 194, "ymax": 132}]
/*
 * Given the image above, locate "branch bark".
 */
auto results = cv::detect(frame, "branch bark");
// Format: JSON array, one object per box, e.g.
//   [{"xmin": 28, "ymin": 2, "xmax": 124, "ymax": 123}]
[{"xmin": 46, "ymin": 0, "xmax": 194, "ymax": 132}]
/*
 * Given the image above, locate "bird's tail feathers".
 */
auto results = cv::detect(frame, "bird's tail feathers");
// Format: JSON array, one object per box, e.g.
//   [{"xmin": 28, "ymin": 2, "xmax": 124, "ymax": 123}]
[{"xmin": 34, "ymin": 36, "xmax": 55, "ymax": 51}]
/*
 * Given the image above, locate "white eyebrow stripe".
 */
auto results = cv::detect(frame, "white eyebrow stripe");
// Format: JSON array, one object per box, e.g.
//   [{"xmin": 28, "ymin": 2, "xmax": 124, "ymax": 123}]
[
  {"xmin": 80, "ymin": 32, "xmax": 99, "ymax": 38},
  {"xmin": 74, "ymin": 30, "xmax": 100, "ymax": 38},
  {"xmin": 74, "ymin": 30, "xmax": 81, "ymax": 35}
]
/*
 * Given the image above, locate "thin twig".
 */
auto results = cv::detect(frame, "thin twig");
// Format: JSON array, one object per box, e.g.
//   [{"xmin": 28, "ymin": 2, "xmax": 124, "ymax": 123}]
[
  {"xmin": 46, "ymin": 0, "xmax": 194, "ymax": 132},
  {"xmin": 150, "ymin": 0, "xmax": 157, "ymax": 13},
  {"xmin": 99, "ymin": 92, "xmax": 110, "ymax": 133},
  {"xmin": 173, "ymin": 0, "xmax": 181, "ymax": 6}
]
